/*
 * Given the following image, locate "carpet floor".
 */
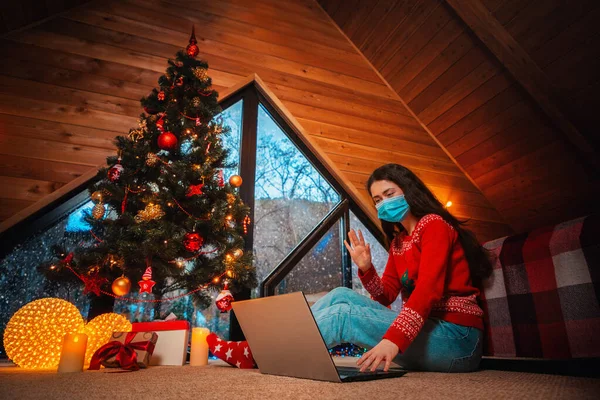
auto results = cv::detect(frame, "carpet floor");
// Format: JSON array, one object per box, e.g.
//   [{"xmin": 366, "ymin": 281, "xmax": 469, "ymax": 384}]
[{"xmin": 1, "ymin": 359, "xmax": 599, "ymax": 400}]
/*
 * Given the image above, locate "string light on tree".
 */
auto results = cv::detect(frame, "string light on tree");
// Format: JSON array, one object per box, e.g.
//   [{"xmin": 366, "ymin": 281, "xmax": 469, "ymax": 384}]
[{"xmin": 445, "ymin": 201, "xmax": 453, "ymax": 208}]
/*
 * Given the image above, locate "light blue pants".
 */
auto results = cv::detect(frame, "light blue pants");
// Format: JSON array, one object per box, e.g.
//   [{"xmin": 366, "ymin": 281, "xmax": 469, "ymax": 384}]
[{"xmin": 311, "ymin": 287, "xmax": 482, "ymax": 372}]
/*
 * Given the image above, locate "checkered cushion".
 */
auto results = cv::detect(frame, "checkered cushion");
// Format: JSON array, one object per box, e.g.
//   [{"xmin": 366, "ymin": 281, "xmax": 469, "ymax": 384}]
[{"xmin": 481, "ymin": 215, "xmax": 600, "ymax": 359}]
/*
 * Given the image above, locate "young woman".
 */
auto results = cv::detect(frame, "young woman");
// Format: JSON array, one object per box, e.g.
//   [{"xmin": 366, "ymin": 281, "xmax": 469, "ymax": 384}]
[
  {"xmin": 207, "ymin": 163, "xmax": 491, "ymax": 373},
  {"xmin": 312, "ymin": 163, "xmax": 492, "ymax": 373}
]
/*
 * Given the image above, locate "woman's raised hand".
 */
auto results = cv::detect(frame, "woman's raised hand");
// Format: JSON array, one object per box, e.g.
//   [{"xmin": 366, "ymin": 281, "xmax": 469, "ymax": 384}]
[{"xmin": 344, "ymin": 229, "xmax": 372, "ymax": 272}]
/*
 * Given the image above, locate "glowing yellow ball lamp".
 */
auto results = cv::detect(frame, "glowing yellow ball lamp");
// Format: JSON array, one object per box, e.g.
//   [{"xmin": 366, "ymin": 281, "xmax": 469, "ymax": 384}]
[
  {"xmin": 83, "ymin": 313, "xmax": 132, "ymax": 365},
  {"xmin": 3, "ymin": 298, "xmax": 84, "ymax": 369}
]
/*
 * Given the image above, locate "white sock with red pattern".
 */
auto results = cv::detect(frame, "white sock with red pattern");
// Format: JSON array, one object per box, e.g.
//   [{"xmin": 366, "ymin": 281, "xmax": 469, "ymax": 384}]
[{"xmin": 206, "ymin": 333, "xmax": 256, "ymax": 369}]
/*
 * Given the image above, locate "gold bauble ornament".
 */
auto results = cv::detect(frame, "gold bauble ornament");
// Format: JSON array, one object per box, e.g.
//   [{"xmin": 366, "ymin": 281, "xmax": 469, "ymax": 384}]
[
  {"xmin": 111, "ymin": 276, "xmax": 131, "ymax": 296},
  {"xmin": 232, "ymin": 248, "xmax": 244, "ymax": 259},
  {"xmin": 192, "ymin": 97, "xmax": 201, "ymax": 107},
  {"xmin": 84, "ymin": 313, "xmax": 132, "ymax": 365},
  {"xmin": 92, "ymin": 203, "xmax": 105, "ymax": 220},
  {"xmin": 91, "ymin": 190, "xmax": 104, "ymax": 203},
  {"xmin": 229, "ymin": 175, "xmax": 243, "ymax": 187},
  {"xmin": 3, "ymin": 298, "xmax": 85, "ymax": 369},
  {"xmin": 227, "ymin": 193, "xmax": 236, "ymax": 204},
  {"xmin": 134, "ymin": 203, "xmax": 165, "ymax": 223}
]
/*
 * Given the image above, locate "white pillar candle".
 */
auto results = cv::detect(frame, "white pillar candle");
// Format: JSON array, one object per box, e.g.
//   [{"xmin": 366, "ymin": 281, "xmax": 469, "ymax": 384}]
[
  {"xmin": 57, "ymin": 333, "xmax": 88, "ymax": 373},
  {"xmin": 190, "ymin": 327, "xmax": 210, "ymax": 366}
]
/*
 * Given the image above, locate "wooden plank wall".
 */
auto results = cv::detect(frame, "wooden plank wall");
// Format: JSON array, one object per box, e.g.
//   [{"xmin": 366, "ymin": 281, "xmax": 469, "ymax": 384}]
[
  {"xmin": 319, "ymin": 0, "xmax": 600, "ymax": 233},
  {"xmin": 0, "ymin": 0, "xmax": 92, "ymax": 33},
  {"xmin": 0, "ymin": 0, "xmax": 512, "ymax": 241}
]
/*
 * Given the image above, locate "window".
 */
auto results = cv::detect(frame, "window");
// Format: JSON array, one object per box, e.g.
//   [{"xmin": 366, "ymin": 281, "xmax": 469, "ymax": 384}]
[{"xmin": 253, "ymin": 104, "xmax": 340, "ymax": 297}]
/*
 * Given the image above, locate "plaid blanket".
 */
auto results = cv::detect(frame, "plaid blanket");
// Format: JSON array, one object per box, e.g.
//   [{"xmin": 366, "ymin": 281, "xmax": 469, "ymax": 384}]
[{"xmin": 481, "ymin": 214, "xmax": 599, "ymax": 359}]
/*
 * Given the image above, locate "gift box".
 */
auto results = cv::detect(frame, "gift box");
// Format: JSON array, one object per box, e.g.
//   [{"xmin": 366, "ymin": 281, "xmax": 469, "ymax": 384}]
[
  {"xmin": 89, "ymin": 331, "xmax": 158, "ymax": 371},
  {"xmin": 132, "ymin": 320, "xmax": 190, "ymax": 366}
]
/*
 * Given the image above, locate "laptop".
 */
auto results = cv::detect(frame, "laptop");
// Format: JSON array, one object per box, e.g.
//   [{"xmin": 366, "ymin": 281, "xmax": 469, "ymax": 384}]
[{"xmin": 231, "ymin": 291, "xmax": 407, "ymax": 383}]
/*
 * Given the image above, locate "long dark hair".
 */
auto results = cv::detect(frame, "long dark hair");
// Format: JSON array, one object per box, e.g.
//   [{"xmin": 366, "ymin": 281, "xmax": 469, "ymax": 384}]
[{"xmin": 367, "ymin": 163, "xmax": 492, "ymax": 284}]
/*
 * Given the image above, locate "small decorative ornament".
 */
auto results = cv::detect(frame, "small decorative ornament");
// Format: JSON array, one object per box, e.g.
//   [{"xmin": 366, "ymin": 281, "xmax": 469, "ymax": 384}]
[
  {"xmin": 243, "ymin": 215, "xmax": 251, "ymax": 234},
  {"xmin": 156, "ymin": 114, "xmax": 165, "ymax": 132},
  {"xmin": 146, "ymin": 152, "xmax": 160, "ymax": 166},
  {"xmin": 229, "ymin": 175, "xmax": 243, "ymax": 187},
  {"xmin": 192, "ymin": 97, "xmax": 201, "ymax": 107},
  {"xmin": 186, "ymin": 183, "xmax": 204, "ymax": 197},
  {"xmin": 107, "ymin": 159, "xmax": 124, "ymax": 182},
  {"xmin": 112, "ymin": 276, "xmax": 131, "ymax": 296},
  {"xmin": 158, "ymin": 131, "xmax": 178, "ymax": 151},
  {"xmin": 81, "ymin": 269, "xmax": 108, "ymax": 296},
  {"xmin": 158, "ymin": 91, "xmax": 165, "ymax": 101},
  {"xmin": 186, "ymin": 25, "xmax": 200, "ymax": 58},
  {"xmin": 183, "ymin": 232, "xmax": 204, "ymax": 252},
  {"xmin": 129, "ymin": 128, "xmax": 144, "ymax": 142},
  {"xmin": 193, "ymin": 67, "xmax": 209, "ymax": 82},
  {"xmin": 134, "ymin": 203, "xmax": 165, "ymax": 223},
  {"xmin": 175, "ymin": 76, "xmax": 184, "ymax": 86},
  {"xmin": 91, "ymin": 190, "xmax": 104, "ymax": 203},
  {"xmin": 196, "ymin": 117, "xmax": 201, "ymax": 126},
  {"xmin": 227, "ymin": 193, "xmax": 236, "ymax": 204},
  {"xmin": 218, "ymin": 170, "xmax": 225, "ymax": 188},
  {"xmin": 215, "ymin": 282, "xmax": 234, "ymax": 313},
  {"xmin": 92, "ymin": 203, "xmax": 106, "ymax": 220},
  {"xmin": 3, "ymin": 298, "xmax": 85, "ymax": 369},
  {"xmin": 138, "ymin": 266, "xmax": 156, "ymax": 294},
  {"xmin": 232, "ymin": 249, "xmax": 244, "ymax": 259}
]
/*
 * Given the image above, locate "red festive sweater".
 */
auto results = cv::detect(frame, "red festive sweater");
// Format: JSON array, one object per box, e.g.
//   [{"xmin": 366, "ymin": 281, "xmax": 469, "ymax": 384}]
[{"xmin": 358, "ymin": 214, "xmax": 484, "ymax": 353}]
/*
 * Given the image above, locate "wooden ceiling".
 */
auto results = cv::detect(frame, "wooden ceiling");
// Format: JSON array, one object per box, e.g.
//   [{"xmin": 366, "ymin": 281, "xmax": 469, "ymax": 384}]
[
  {"xmin": 1, "ymin": 0, "xmax": 558, "ymax": 242},
  {"xmin": 319, "ymin": 0, "xmax": 600, "ymax": 233}
]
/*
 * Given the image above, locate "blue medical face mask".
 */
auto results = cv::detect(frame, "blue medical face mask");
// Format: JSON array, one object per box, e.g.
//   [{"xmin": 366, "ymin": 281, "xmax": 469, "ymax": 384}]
[{"xmin": 376, "ymin": 195, "xmax": 410, "ymax": 223}]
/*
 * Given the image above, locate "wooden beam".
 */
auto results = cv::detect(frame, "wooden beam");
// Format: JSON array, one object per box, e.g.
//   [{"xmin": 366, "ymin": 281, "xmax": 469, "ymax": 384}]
[
  {"xmin": 443, "ymin": 0, "xmax": 599, "ymax": 174},
  {"xmin": 0, "ymin": 168, "xmax": 97, "ymax": 234}
]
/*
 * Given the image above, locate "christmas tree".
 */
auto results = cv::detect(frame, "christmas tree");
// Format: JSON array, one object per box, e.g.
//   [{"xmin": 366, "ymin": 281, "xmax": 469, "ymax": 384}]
[{"xmin": 42, "ymin": 27, "xmax": 256, "ymax": 317}]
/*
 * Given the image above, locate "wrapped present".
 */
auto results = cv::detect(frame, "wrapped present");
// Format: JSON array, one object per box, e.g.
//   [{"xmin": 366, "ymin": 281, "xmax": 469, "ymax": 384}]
[
  {"xmin": 132, "ymin": 317, "xmax": 190, "ymax": 366},
  {"xmin": 89, "ymin": 331, "xmax": 158, "ymax": 371}
]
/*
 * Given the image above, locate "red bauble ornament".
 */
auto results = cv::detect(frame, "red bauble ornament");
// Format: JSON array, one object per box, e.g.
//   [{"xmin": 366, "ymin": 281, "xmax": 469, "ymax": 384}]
[
  {"xmin": 107, "ymin": 159, "xmax": 124, "ymax": 182},
  {"xmin": 158, "ymin": 132, "xmax": 178, "ymax": 151},
  {"xmin": 158, "ymin": 91, "xmax": 165, "ymax": 101},
  {"xmin": 144, "ymin": 106, "xmax": 158, "ymax": 115},
  {"xmin": 216, "ymin": 282, "xmax": 234, "ymax": 313},
  {"xmin": 183, "ymin": 232, "xmax": 204, "ymax": 252},
  {"xmin": 186, "ymin": 26, "xmax": 199, "ymax": 58}
]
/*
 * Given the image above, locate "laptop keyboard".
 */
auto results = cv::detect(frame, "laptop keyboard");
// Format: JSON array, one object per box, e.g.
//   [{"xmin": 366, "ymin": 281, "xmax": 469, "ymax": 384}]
[{"xmin": 337, "ymin": 366, "xmax": 384, "ymax": 377}]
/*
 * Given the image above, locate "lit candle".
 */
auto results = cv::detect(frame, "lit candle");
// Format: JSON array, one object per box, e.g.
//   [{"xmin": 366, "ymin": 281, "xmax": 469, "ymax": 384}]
[
  {"xmin": 57, "ymin": 333, "xmax": 88, "ymax": 373},
  {"xmin": 190, "ymin": 327, "xmax": 210, "ymax": 366}
]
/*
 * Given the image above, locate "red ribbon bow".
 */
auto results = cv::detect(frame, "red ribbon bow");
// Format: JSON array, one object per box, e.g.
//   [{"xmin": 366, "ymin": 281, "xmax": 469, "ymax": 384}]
[{"xmin": 89, "ymin": 332, "xmax": 155, "ymax": 371}]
